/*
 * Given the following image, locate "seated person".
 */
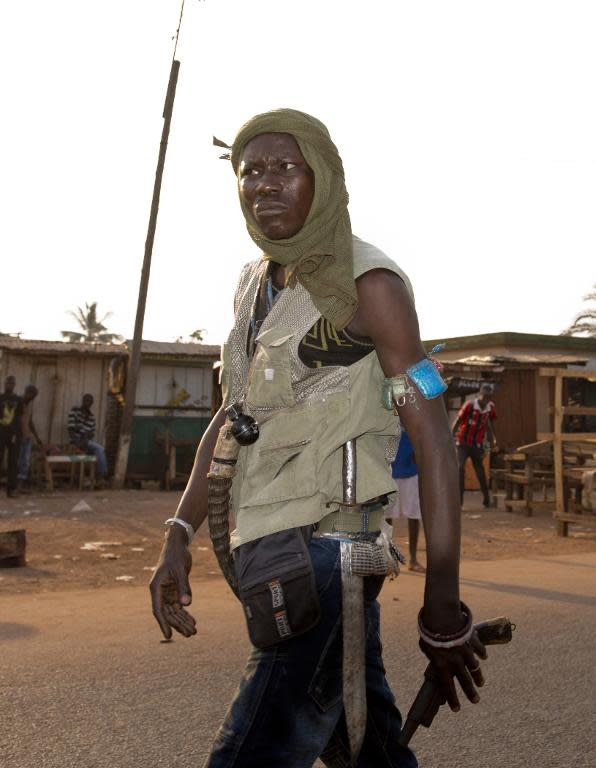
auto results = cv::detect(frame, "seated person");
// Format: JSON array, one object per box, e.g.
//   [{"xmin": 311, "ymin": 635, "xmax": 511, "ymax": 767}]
[{"xmin": 68, "ymin": 394, "xmax": 107, "ymax": 481}]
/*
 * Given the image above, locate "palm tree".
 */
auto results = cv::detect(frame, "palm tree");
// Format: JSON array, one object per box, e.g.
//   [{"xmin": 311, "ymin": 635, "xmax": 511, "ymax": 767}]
[
  {"xmin": 61, "ymin": 302, "xmax": 123, "ymax": 343},
  {"xmin": 561, "ymin": 284, "xmax": 596, "ymax": 338}
]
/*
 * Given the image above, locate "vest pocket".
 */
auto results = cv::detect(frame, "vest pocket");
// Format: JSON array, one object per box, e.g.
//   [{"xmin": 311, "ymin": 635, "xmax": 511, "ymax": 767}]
[
  {"xmin": 238, "ymin": 407, "xmax": 321, "ymax": 507},
  {"xmin": 245, "ymin": 328, "xmax": 295, "ymax": 409}
]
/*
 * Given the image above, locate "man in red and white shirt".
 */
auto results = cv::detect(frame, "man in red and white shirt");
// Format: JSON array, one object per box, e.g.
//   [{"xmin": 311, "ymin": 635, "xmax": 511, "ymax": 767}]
[{"xmin": 452, "ymin": 383, "xmax": 497, "ymax": 507}]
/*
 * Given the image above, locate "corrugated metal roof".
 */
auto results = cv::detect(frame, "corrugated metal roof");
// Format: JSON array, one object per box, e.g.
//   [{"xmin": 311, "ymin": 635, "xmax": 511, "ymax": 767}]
[
  {"xmin": 424, "ymin": 331, "xmax": 596, "ymax": 352},
  {"xmin": 445, "ymin": 353, "xmax": 588, "ymax": 366},
  {"xmin": 137, "ymin": 340, "xmax": 220, "ymax": 358},
  {"xmin": 0, "ymin": 336, "xmax": 220, "ymax": 359},
  {"xmin": 0, "ymin": 337, "xmax": 119, "ymax": 355}
]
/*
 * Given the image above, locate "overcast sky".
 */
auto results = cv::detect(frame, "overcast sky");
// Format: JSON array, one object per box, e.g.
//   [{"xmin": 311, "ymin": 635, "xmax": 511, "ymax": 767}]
[{"xmin": 1, "ymin": 1, "xmax": 594, "ymax": 346}]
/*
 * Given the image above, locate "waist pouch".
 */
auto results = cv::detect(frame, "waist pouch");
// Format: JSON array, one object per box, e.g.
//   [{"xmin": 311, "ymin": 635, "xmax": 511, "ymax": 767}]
[{"xmin": 233, "ymin": 526, "xmax": 321, "ymax": 649}]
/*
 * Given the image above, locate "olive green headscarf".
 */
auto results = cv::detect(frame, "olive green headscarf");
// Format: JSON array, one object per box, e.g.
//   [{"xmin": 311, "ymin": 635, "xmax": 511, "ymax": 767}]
[{"xmin": 230, "ymin": 108, "xmax": 357, "ymax": 330}]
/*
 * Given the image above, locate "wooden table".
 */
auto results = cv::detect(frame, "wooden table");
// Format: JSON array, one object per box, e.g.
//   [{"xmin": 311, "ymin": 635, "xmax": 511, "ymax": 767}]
[{"xmin": 44, "ymin": 455, "xmax": 96, "ymax": 491}]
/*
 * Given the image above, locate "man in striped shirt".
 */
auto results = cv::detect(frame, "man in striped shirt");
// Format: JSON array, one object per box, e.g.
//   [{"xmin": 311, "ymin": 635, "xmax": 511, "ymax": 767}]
[
  {"xmin": 68, "ymin": 394, "xmax": 107, "ymax": 480},
  {"xmin": 452, "ymin": 383, "xmax": 497, "ymax": 508}
]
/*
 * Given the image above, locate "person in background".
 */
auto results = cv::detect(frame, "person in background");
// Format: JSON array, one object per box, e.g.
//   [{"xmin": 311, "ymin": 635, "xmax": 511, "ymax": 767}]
[
  {"xmin": 452, "ymin": 382, "xmax": 497, "ymax": 508},
  {"xmin": 68, "ymin": 393, "xmax": 107, "ymax": 481},
  {"xmin": 386, "ymin": 430, "xmax": 425, "ymax": 572},
  {"xmin": 0, "ymin": 375, "xmax": 23, "ymax": 497},
  {"xmin": 17, "ymin": 384, "xmax": 42, "ymax": 491}
]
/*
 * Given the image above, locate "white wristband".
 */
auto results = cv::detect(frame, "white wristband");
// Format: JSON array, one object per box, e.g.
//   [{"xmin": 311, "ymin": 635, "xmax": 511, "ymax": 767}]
[{"xmin": 164, "ymin": 517, "xmax": 195, "ymax": 545}]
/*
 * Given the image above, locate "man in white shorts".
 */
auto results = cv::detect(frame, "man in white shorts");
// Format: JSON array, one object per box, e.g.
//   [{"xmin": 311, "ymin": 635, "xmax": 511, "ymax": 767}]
[{"xmin": 386, "ymin": 430, "xmax": 425, "ymax": 572}]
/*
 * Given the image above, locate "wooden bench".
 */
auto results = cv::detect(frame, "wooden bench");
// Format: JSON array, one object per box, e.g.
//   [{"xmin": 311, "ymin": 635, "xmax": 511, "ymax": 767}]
[
  {"xmin": 44, "ymin": 455, "xmax": 96, "ymax": 491},
  {"xmin": 503, "ymin": 442, "xmax": 555, "ymax": 516}
]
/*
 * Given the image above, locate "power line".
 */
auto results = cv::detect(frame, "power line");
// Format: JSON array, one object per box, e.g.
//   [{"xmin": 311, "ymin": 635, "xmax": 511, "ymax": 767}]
[{"xmin": 172, "ymin": 0, "xmax": 186, "ymax": 61}]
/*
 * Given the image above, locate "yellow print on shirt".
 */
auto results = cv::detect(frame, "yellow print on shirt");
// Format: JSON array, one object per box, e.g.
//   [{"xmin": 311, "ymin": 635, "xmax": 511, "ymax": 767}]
[{"xmin": 0, "ymin": 404, "xmax": 16, "ymax": 426}]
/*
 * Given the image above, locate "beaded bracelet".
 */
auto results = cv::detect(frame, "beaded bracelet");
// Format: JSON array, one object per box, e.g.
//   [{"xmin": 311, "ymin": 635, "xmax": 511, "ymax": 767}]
[{"xmin": 418, "ymin": 601, "xmax": 474, "ymax": 649}]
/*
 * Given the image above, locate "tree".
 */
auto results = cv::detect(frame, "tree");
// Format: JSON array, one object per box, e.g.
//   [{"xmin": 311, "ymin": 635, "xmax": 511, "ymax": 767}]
[
  {"xmin": 561, "ymin": 284, "xmax": 596, "ymax": 338},
  {"xmin": 61, "ymin": 302, "xmax": 123, "ymax": 343},
  {"xmin": 175, "ymin": 329, "xmax": 205, "ymax": 343}
]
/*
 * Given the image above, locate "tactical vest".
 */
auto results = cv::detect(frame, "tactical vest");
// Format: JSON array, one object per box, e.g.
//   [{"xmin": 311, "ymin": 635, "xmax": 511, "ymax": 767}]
[{"xmin": 220, "ymin": 236, "xmax": 412, "ymax": 549}]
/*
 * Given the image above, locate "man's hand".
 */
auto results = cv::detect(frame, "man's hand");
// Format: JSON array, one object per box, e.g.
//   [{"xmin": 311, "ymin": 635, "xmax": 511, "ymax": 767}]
[
  {"xmin": 150, "ymin": 525, "xmax": 197, "ymax": 640},
  {"xmin": 419, "ymin": 630, "xmax": 487, "ymax": 712}
]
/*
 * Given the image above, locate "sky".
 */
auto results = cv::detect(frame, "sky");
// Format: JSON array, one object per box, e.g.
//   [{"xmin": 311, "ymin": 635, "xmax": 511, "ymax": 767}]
[{"xmin": 1, "ymin": 1, "xmax": 594, "ymax": 347}]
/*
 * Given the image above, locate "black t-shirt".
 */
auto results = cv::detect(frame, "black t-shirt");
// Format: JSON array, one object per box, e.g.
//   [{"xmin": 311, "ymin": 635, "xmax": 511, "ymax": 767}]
[
  {"xmin": 298, "ymin": 316, "xmax": 374, "ymax": 368},
  {"xmin": 0, "ymin": 392, "xmax": 23, "ymax": 434},
  {"xmin": 248, "ymin": 265, "xmax": 374, "ymax": 368}
]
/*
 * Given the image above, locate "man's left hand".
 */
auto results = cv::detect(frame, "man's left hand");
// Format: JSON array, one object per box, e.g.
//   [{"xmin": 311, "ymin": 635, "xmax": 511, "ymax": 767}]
[{"xmin": 419, "ymin": 635, "xmax": 486, "ymax": 712}]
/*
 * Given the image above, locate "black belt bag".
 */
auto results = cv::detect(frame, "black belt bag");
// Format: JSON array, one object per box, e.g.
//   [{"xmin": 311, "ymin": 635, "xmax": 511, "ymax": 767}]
[{"xmin": 233, "ymin": 526, "xmax": 321, "ymax": 649}]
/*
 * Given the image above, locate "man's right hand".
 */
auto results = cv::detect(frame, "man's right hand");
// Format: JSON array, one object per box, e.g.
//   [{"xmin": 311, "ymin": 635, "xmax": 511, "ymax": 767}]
[{"xmin": 149, "ymin": 525, "xmax": 197, "ymax": 640}]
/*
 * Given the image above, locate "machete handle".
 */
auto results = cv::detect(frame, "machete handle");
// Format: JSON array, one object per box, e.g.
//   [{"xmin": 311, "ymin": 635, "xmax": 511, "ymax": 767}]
[{"xmin": 398, "ymin": 617, "xmax": 515, "ymax": 747}]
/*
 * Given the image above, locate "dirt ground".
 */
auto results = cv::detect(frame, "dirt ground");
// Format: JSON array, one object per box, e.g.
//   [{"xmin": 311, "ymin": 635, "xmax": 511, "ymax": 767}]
[{"xmin": 1, "ymin": 488, "xmax": 595, "ymax": 595}]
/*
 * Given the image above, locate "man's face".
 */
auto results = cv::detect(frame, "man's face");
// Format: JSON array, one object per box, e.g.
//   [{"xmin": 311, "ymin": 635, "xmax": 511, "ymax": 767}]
[
  {"xmin": 238, "ymin": 133, "xmax": 315, "ymax": 240},
  {"xmin": 82, "ymin": 395, "xmax": 94, "ymax": 410},
  {"xmin": 4, "ymin": 376, "xmax": 16, "ymax": 394}
]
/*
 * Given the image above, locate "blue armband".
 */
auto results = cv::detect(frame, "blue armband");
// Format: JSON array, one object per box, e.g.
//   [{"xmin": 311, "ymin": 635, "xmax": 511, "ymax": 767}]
[
  {"xmin": 381, "ymin": 347, "xmax": 447, "ymax": 410},
  {"xmin": 406, "ymin": 358, "xmax": 447, "ymax": 400}
]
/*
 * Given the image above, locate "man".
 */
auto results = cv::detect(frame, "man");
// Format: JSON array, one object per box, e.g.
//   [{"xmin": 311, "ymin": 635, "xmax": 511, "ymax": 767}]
[
  {"xmin": 68, "ymin": 394, "xmax": 107, "ymax": 481},
  {"xmin": 17, "ymin": 384, "xmax": 42, "ymax": 491},
  {"xmin": 0, "ymin": 375, "xmax": 23, "ymax": 497},
  {"xmin": 150, "ymin": 110, "xmax": 485, "ymax": 767},
  {"xmin": 453, "ymin": 382, "xmax": 497, "ymax": 508},
  {"xmin": 387, "ymin": 430, "xmax": 425, "ymax": 573}
]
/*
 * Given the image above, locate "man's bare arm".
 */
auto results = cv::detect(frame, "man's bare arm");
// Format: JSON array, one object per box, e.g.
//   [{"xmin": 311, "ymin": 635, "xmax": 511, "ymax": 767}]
[
  {"xmin": 172, "ymin": 406, "xmax": 226, "ymax": 531},
  {"xmin": 487, "ymin": 414, "xmax": 497, "ymax": 447},
  {"xmin": 349, "ymin": 269, "xmax": 483, "ymax": 709},
  {"xmin": 149, "ymin": 407, "xmax": 226, "ymax": 639}
]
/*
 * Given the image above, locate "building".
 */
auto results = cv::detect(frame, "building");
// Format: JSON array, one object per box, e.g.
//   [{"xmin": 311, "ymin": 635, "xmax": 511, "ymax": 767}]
[
  {"xmin": 0, "ymin": 337, "xmax": 116, "ymax": 445},
  {"xmin": 3, "ymin": 331, "xmax": 594, "ymax": 481},
  {"xmin": 125, "ymin": 340, "xmax": 220, "ymax": 479},
  {"xmin": 425, "ymin": 332, "xmax": 596, "ymax": 450},
  {"xmin": 0, "ymin": 336, "xmax": 220, "ymax": 481}
]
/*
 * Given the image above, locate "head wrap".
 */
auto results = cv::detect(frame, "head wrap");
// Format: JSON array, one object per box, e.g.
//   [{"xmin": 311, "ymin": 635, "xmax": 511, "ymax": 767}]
[{"xmin": 230, "ymin": 108, "xmax": 357, "ymax": 330}]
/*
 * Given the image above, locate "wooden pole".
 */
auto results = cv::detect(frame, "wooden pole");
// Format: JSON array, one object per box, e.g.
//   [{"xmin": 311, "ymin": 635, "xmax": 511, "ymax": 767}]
[
  {"xmin": 113, "ymin": 59, "xmax": 181, "ymax": 488},
  {"xmin": 553, "ymin": 372, "xmax": 566, "ymax": 536},
  {"xmin": 46, "ymin": 372, "xmax": 59, "ymax": 444}
]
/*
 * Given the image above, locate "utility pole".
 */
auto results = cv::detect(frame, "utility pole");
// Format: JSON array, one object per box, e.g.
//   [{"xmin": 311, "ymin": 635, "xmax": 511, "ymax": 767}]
[{"xmin": 113, "ymin": 57, "xmax": 181, "ymax": 488}]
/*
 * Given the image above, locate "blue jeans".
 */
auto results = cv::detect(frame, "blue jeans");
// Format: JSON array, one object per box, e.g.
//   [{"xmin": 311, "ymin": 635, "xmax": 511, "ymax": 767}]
[
  {"xmin": 203, "ymin": 538, "xmax": 417, "ymax": 768},
  {"xmin": 87, "ymin": 440, "xmax": 107, "ymax": 478},
  {"xmin": 18, "ymin": 437, "xmax": 33, "ymax": 481}
]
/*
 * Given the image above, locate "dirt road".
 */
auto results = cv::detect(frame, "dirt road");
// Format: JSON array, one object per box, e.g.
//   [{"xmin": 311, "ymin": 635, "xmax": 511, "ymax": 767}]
[
  {"xmin": 1, "ymin": 489, "xmax": 595, "ymax": 594},
  {"xmin": 2, "ymin": 550, "xmax": 595, "ymax": 768},
  {"xmin": 1, "ymin": 490, "xmax": 595, "ymax": 766}
]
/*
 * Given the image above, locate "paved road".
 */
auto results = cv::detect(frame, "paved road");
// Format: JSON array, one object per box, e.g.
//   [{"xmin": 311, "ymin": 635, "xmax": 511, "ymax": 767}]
[{"xmin": 1, "ymin": 553, "xmax": 595, "ymax": 768}]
